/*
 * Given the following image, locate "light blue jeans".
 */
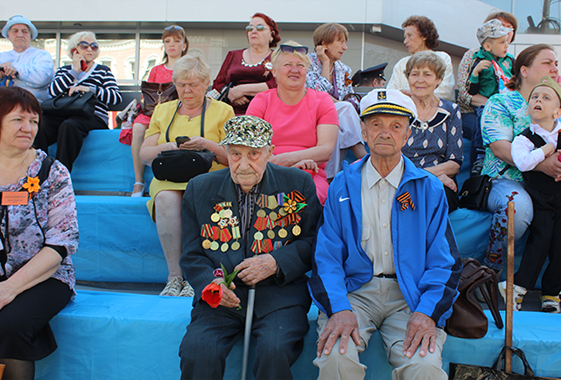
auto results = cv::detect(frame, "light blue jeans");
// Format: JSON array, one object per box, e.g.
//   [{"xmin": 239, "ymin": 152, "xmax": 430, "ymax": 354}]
[{"xmin": 484, "ymin": 178, "xmax": 533, "ymax": 270}]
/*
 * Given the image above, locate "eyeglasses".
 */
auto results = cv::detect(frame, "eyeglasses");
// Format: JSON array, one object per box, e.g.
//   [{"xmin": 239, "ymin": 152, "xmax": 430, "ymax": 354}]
[
  {"xmin": 77, "ymin": 41, "xmax": 99, "ymax": 51},
  {"xmin": 279, "ymin": 45, "xmax": 309, "ymax": 54},
  {"xmin": 245, "ymin": 24, "xmax": 269, "ymax": 32},
  {"xmin": 165, "ymin": 25, "xmax": 184, "ymax": 32}
]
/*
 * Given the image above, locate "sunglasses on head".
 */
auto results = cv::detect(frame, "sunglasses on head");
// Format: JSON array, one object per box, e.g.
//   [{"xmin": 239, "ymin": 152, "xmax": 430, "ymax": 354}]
[
  {"xmin": 245, "ymin": 24, "xmax": 269, "ymax": 32},
  {"xmin": 279, "ymin": 45, "xmax": 309, "ymax": 54},
  {"xmin": 77, "ymin": 41, "xmax": 99, "ymax": 51},
  {"xmin": 165, "ymin": 25, "xmax": 184, "ymax": 32}
]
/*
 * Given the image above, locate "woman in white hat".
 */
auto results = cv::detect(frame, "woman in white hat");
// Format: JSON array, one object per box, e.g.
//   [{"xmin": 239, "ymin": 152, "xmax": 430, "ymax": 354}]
[{"xmin": 0, "ymin": 15, "xmax": 54, "ymax": 102}]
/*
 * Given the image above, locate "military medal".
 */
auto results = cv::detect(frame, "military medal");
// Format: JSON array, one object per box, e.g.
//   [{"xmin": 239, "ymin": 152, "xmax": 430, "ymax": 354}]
[
  {"xmin": 256, "ymin": 209, "xmax": 267, "ymax": 218},
  {"xmin": 210, "ymin": 241, "xmax": 219, "ymax": 251},
  {"xmin": 231, "ymin": 225, "xmax": 241, "ymax": 251},
  {"xmin": 269, "ymin": 211, "xmax": 278, "ymax": 221},
  {"xmin": 221, "ymin": 243, "xmax": 229, "ymax": 252},
  {"xmin": 211, "ymin": 213, "xmax": 220, "ymax": 222},
  {"xmin": 267, "ymin": 230, "xmax": 275, "ymax": 239},
  {"xmin": 202, "ymin": 239, "xmax": 212, "ymax": 249},
  {"xmin": 254, "ymin": 231, "xmax": 263, "ymax": 240},
  {"xmin": 292, "ymin": 225, "xmax": 301, "ymax": 236},
  {"xmin": 278, "ymin": 228, "xmax": 288, "ymax": 238}
]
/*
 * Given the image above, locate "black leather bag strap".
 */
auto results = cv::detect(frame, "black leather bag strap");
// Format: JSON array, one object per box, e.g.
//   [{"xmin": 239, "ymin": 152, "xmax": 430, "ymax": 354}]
[
  {"xmin": 165, "ymin": 97, "xmax": 207, "ymax": 143},
  {"xmin": 493, "ymin": 346, "xmax": 535, "ymax": 376}
]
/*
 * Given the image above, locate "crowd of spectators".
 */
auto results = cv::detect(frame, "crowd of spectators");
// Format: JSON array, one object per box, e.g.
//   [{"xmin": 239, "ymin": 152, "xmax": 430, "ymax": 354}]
[{"xmin": 1, "ymin": 9, "xmax": 561, "ymax": 380}]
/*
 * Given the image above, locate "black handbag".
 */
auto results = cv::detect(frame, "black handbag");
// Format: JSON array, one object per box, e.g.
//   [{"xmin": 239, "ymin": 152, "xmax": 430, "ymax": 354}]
[
  {"xmin": 42, "ymin": 91, "xmax": 97, "ymax": 118},
  {"xmin": 445, "ymin": 258, "xmax": 503, "ymax": 339},
  {"xmin": 152, "ymin": 97, "xmax": 216, "ymax": 183},
  {"xmin": 449, "ymin": 346, "xmax": 557, "ymax": 379},
  {"xmin": 459, "ymin": 166, "xmax": 510, "ymax": 211}
]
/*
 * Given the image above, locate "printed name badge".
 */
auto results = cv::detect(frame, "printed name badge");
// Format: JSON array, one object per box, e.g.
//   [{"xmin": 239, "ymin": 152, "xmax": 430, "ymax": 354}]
[{"xmin": 1, "ymin": 191, "xmax": 29, "ymax": 206}]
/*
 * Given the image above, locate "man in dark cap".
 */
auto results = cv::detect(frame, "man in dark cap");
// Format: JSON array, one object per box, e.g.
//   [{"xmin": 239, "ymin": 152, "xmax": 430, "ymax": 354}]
[{"xmin": 352, "ymin": 63, "xmax": 388, "ymax": 88}]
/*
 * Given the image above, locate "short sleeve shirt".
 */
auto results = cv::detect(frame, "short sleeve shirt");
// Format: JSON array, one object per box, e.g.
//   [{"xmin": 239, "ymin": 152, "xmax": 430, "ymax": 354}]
[{"xmin": 481, "ymin": 90, "xmax": 528, "ymax": 181}]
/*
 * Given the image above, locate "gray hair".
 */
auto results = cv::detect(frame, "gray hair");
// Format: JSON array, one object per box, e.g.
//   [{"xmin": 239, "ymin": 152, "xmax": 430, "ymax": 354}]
[
  {"xmin": 172, "ymin": 52, "xmax": 211, "ymax": 85},
  {"xmin": 67, "ymin": 31, "xmax": 98, "ymax": 59}
]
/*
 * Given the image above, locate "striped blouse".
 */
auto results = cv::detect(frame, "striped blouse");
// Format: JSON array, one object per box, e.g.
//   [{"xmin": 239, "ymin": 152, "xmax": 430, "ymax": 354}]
[{"xmin": 49, "ymin": 63, "xmax": 122, "ymax": 124}]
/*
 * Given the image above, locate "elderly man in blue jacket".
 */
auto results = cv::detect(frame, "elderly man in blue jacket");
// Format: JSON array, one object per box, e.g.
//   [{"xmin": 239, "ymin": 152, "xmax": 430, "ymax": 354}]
[{"xmin": 309, "ymin": 89, "xmax": 462, "ymax": 380}]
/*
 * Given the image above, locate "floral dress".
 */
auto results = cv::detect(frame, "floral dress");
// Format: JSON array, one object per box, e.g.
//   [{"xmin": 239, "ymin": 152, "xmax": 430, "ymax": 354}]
[{"xmin": 1, "ymin": 149, "xmax": 79, "ymax": 291}]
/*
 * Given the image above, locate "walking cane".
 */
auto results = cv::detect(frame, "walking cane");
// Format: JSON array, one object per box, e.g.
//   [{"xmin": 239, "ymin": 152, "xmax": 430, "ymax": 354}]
[
  {"xmin": 505, "ymin": 201, "xmax": 515, "ymax": 372},
  {"xmin": 240, "ymin": 284, "xmax": 256, "ymax": 380}
]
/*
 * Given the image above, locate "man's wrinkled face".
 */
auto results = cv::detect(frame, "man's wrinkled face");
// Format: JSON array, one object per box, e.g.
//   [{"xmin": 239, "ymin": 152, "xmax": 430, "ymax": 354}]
[{"xmin": 227, "ymin": 144, "xmax": 273, "ymax": 192}]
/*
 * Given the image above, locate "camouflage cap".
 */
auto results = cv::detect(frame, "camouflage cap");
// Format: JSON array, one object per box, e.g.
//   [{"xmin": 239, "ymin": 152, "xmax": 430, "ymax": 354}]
[
  {"xmin": 530, "ymin": 75, "xmax": 561, "ymax": 105},
  {"xmin": 219, "ymin": 115, "xmax": 273, "ymax": 148},
  {"xmin": 476, "ymin": 19, "xmax": 513, "ymax": 45}
]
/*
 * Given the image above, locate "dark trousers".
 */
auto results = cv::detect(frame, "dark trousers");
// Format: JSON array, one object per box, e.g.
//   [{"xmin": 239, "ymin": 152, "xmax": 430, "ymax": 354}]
[
  {"xmin": 514, "ymin": 188, "xmax": 561, "ymax": 296},
  {"xmin": 461, "ymin": 112, "xmax": 482, "ymax": 168},
  {"xmin": 34, "ymin": 114, "xmax": 106, "ymax": 172},
  {"xmin": 179, "ymin": 301, "xmax": 309, "ymax": 380},
  {"xmin": 0, "ymin": 278, "xmax": 72, "ymax": 361}
]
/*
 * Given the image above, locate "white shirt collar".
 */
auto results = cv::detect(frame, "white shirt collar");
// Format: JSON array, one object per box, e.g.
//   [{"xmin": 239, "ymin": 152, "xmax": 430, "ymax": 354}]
[{"xmin": 365, "ymin": 155, "xmax": 404, "ymax": 190}]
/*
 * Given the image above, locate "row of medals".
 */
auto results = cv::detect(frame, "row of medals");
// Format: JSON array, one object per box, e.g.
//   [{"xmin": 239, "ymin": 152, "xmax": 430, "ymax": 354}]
[{"xmin": 202, "ymin": 206, "xmax": 302, "ymax": 252}]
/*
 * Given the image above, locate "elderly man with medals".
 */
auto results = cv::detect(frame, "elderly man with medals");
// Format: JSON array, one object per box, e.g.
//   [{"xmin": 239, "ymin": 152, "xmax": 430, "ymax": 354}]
[
  {"xmin": 179, "ymin": 115, "xmax": 322, "ymax": 380},
  {"xmin": 309, "ymin": 89, "xmax": 462, "ymax": 380}
]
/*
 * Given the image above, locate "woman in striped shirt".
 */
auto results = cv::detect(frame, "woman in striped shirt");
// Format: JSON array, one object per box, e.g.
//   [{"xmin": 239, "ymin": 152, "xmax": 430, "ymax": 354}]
[{"xmin": 34, "ymin": 31, "xmax": 122, "ymax": 172}]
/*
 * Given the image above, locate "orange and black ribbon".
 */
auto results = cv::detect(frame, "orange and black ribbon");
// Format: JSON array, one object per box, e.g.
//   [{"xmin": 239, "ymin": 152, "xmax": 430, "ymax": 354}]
[{"xmin": 397, "ymin": 192, "xmax": 415, "ymax": 211}]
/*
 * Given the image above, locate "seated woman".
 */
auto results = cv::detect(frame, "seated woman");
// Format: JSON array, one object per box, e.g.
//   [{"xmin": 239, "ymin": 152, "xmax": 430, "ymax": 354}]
[
  {"xmin": 0, "ymin": 87, "xmax": 79, "ymax": 380},
  {"xmin": 140, "ymin": 53, "xmax": 234, "ymax": 297},
  {"xmin": 246, "ymin": 41, "xmax": 339, "ymax": 205},
  {"xmin": 131, "ymin": 25, "xmax": 189, "ymax": 197},
  {"xmin": 401, "ymin": 51, "xmax": 463, "ymax": 212},
  {"xmin": 305, "ymin": 23, "xmax": 367, "ymax": 180},
  {"xmin": 480, "ymin": 44, "xmax": 559, "ymax": 273},
  {"xmin": 34, "ymin": 31, "xmax": 122, "ymax": 172},
  {"xmin": 212, "ymin": 12, "xmax": 279, "ymax": 115},
  {"xmin": 386, "ymin": 15, "xmax": 455, "ymax": 102}
]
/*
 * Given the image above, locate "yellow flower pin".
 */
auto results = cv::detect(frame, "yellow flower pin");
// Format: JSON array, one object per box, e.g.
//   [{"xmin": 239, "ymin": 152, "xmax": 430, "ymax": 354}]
[
  {"xmin": 283, "ymin": 198, "xmax": 297, "ymax": 214},
  {"xmin": 22, "ymin": 176, "xmax": 40, "ymax": 196}
]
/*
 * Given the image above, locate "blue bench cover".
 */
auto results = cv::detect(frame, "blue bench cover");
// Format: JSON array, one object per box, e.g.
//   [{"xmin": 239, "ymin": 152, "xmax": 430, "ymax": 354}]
[{"xmin": 35, "ymin": 290, "xmax": 561, "ymax": 380}]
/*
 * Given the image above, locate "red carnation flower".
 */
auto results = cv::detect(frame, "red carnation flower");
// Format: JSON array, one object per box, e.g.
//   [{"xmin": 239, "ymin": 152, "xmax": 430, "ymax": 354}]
[{"xmin": 201, "ymin": 282, "xmax": 223, "ymax": 308}]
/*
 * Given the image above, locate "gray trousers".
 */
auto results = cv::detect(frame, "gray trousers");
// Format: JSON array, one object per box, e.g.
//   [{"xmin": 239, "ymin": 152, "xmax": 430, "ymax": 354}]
[{"xmin": 314, "ymin": 277, "xmax": 447, "ymax": 380}]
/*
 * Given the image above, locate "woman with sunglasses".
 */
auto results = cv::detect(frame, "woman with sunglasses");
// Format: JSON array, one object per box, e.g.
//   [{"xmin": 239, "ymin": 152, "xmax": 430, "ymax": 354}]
[
  {"xmin": 130, "ymin": 25, "xmax": 188, "ymax": 197},
  {"xmin": 306, "ymin": 23, "xmax": 367, "ymax": 181},
  {"xmin": 211, "ymin": 12, "xmax": 279, "ymax": 115},
  {"xmin": 34, "ymin": 31, "xmax": 122, "ymax": 172},
  {"xmin": 247, "ymin": 41, "xmax": 339, "ymax": 205}
]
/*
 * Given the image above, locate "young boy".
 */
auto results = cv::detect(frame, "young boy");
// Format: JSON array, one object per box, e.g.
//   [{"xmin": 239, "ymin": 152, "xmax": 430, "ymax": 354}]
[
  {"xmin": 505, "ymin": 75, "xmax": 561, "ymax": 313},
  {"xmin": 468, "ymin": 19, "xmax": 515, "ymax": 172}
]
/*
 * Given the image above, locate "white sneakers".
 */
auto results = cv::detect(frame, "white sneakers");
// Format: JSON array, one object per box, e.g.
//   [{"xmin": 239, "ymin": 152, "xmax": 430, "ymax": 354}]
[
  {"xmin": 160, "ymin": 277, "xmax": 194, "ymax": 297},
  {"xmin": 498, "ymin": 281, "xmax": 527, "ymax": 311},
  {"xmin": 541, "ymin": 296, "xmax": 561, "ymax": 313}
]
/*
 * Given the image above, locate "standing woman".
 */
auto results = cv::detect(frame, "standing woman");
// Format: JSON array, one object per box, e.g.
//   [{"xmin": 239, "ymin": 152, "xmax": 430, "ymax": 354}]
[
  {"xmin": 131, "ymin": 25, "xmax": 188, "ymax": 197},
  {"xmin": 34, "ymin": 31, "xmax": 122, "ymax": 172},
  {"xmin": 457, "ymin": 11, "xmax": 518, "ymax": 173},
  {"xmin": 212, "ymin": 12, "xmax": 279, "ymax": 115},
  {"xmin": 386, "ymin": 16, "xmax": 455, "ymax": 102},
  {"xmin": 0, "ymin": 87, "xmax": 79, "ymax": 380},
  {"xmin": 480, "ymin": 44, "xmax": 560, "ymax": 272},
  {"xmin": 306, "ymin": 23, "xmax": 367, "ymax": 180}
]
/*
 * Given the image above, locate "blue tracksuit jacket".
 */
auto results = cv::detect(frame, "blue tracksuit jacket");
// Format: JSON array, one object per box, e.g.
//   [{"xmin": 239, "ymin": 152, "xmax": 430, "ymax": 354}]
[{"xmin": 308, "ymin": 155, "xmax": 462, "ymax": 327}]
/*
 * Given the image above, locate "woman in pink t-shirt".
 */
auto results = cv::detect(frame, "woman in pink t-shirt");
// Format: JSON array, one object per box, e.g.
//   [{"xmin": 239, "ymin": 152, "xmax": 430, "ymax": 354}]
[
  {"xmin": 131, "ymin": 25, "xmax": 188, "ymax": 197},
  {"xmin": 247, "ymin": 41, "xmax": 338, "ymax": 204}
]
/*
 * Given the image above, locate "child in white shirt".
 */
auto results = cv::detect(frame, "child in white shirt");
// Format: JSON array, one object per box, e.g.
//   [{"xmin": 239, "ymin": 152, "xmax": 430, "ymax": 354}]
[{"xmin": 507, "ymin": 75, "xmax": 561, "ymax": 313}]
